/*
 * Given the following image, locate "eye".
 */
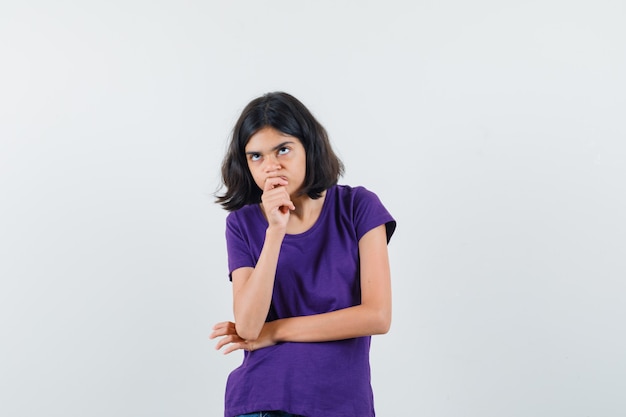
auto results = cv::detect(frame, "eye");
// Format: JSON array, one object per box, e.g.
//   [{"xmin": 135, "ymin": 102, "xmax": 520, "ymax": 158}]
[
  {"xmin": 277, "ymin": 147, "xmax": 290, "ymax": 156},
  {"xmin": 249, "ymin": 153, "xmax": 261, "ymax": 162}
]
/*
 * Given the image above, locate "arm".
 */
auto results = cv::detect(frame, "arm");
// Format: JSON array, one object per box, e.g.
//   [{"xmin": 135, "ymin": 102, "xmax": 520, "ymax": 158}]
[
  {"xmin": 229, "ymin": 177, "xmax": 294, "ymax": 341},
  {"xmin": 229, "ymin": 228, "xmax": 282, "ymax": 341},
  {"xmin": 270, "ymin": 223, "xmax": 392, "ymax": 342},
  {"xmin": 211, "ymin": 224, "xmax": 392, "ymax": 353}
]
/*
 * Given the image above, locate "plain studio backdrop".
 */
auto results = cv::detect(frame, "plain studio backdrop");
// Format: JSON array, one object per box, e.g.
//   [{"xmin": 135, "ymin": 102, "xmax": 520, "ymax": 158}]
[{"xmin": 1, "ymin": 1, "xmax": 625, "ymax": 416}]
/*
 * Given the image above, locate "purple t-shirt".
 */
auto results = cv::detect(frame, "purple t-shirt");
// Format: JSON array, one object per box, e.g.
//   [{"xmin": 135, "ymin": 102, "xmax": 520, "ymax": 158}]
[{"xmin": 223, "ymin": 185, "xmax": 396, "ymax": 417}]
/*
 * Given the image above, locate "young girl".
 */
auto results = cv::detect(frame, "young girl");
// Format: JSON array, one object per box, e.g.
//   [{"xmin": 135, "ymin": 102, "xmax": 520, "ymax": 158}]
[{"xmin": 210, "ymin": 92, "xmax": 396, "ymax": 417}]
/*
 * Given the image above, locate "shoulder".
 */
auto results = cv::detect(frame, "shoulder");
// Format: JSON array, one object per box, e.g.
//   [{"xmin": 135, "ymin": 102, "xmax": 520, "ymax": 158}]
[
  {"xmin": 226, "ymin": 203, "xmax": 261, "ymax": 224},
  {"xmin": 332, "ymin": 184, "xmax": 374, "ymax": 200},
  {"xmin": 331, "ymin": 184, "xmax": 396, "ymax": 242},
  {"xmin": 226, "ymin": 204, "xmax": 266, "ymax": 237},
  {"xmin": 332, "ymin": 184, "xmax": 385, "ymax": 208}
]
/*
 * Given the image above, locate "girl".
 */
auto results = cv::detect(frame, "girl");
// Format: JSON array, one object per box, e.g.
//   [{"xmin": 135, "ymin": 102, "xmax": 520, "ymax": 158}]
[{"xmin": 210, "ymin": 92, "xmax": 396, "ymax": 417}]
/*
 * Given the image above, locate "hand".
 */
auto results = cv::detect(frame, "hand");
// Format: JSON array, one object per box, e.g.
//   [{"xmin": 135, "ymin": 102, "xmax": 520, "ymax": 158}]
[
  {"xmin": 209, "ymin": 321, "xmax": 278, "ymax": 354},
  {"xmin": 261, "ymin": 177, "xmax": 295, "ymax": 230}
]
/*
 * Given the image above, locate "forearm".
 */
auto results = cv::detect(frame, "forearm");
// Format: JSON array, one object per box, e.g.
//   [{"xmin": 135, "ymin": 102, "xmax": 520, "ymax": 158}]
[
  {"xmin": 233, "ymin": 228, "xmax": 284, "ymax": 340},
  {"xmin": 268, "ymin": 225, "xmax": 392, "ymax": 344},
  {"xmin": 270, "ymin": 302, "xmax": 391, "ymax": 343}
]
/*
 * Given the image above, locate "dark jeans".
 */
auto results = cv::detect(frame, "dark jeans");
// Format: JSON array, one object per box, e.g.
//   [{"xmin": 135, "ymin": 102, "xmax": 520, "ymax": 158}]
[{"xmin": 236, "ymin": 412, "xmax": 304, "ymax": 417}]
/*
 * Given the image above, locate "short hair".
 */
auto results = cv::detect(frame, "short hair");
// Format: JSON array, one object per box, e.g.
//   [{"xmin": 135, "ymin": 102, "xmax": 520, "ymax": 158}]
[{"xmin": 216, "ymin": 92, "xmax": 344, "ymax": 211}]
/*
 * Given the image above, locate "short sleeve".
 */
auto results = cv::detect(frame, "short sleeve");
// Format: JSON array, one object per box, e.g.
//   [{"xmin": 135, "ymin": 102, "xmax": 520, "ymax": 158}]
[
  {"xmin": 225, "ymin": 211, "xmax": 256, "ymax": 279},
  {"xmin": 352, "ymin": 187, "xmax": 396, "ymax": 243}
]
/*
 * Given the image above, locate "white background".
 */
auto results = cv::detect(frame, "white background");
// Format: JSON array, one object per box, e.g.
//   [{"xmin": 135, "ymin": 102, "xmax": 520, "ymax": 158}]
[{"xmin": 1, "ymin": 1, "xmax": 625, "ymax": 416}]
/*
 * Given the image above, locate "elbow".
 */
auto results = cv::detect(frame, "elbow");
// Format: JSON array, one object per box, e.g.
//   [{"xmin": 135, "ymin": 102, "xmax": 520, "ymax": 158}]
[
  {"xmin": 233, "ymin": 322, "xmax": 261, "ymax": 342},
  {"xmin": 371, "ymin": 308, "xmax": 392, "ymax": 335},
  {"xmin": 378, "ymin": 315, "xmax": 392, "ymax": 335},
  {"xmin": 233, "ymin": 306, "xmax": 264, "ymax": 341}
]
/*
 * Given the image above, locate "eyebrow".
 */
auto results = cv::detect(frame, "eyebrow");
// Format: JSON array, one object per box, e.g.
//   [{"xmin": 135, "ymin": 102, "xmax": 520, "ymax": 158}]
[{"xmin": 245, "ymin": 141, "xmax": 295, "ymax": 155}]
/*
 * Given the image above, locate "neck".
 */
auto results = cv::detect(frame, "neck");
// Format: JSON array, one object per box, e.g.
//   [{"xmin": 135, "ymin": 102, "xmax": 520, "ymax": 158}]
[{"xmin": 290, "ymin": 191, "xmax": 326, "ymax": 220}]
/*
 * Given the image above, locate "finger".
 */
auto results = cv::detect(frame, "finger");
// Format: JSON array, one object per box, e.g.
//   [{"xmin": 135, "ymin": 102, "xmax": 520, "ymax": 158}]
[
  {"xmin": 209, "ymin": 322, "xmax": 237, "ymax": 339},
  {"xmin": 264, "ymin": 176, "xmax": 288, "ymax": 191},
  {"xmin": 281, "ymin": 201, "xmax": 295, "ymax": 212},
  {"xmin": 209, "ymin": 324, "xmax": 228, "ymax": 338},
  {"xmin": 215, "ymin": 335, "xmax": 235, "ymax": 350},
  {"xmin": 211, "ymin": 321, "xmax": 231, "ymax": 331},
  {"xmin": 263, "ymin": 191, "xmax": 295, "ymax": 212},
  {"xmin": 209, "ymin": 328, "xmax": 228, "ymax": 339},
  {"xmin": 222, "ymin": 342, "xmax": 245, "ymax": 355}
]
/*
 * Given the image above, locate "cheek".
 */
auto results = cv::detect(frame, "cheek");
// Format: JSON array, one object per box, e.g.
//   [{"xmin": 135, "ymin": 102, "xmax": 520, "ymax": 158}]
[
  {"xmin": 298, "ymin": 157, "xmax": 308, "ymax": 178},
  {"xmin": 247, "ymin": 166, "xmax": 264, "ymax": 187}
]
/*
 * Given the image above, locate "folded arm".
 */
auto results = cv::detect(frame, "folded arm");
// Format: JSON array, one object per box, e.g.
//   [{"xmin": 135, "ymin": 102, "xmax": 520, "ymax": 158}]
[{"xmin": 211, "ymin": 224, "xmax": 392, "ymax": 353}]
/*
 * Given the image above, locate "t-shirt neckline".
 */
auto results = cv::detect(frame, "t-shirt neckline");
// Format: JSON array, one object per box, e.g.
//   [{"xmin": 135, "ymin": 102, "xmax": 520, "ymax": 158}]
[{"xmin": 253, "ymin": 185, "xmax": 335, "ymax": 239}]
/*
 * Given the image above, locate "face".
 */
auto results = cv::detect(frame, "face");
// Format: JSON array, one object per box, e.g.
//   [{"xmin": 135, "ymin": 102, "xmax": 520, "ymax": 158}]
[{"xmin": 244, "ymin": 127, "xmax": 307, "ymax": 198}]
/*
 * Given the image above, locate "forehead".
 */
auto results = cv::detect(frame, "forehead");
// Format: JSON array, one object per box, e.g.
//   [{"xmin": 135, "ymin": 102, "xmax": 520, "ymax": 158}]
[{"xmin": 245, "ymin": 127, "xmax": 301, "ymax": 150}]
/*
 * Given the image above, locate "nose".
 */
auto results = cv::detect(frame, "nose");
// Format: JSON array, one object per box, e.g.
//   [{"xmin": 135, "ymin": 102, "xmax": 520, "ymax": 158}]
[{"xmin": 263, "ymin": 155, "xmax": 281, "ymax": 173}]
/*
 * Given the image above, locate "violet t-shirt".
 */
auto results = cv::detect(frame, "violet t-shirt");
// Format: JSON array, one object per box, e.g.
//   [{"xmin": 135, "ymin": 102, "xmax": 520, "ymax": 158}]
[{"xmin": 224, "ymin": 185, "xmax": 396, "ymax": 417}]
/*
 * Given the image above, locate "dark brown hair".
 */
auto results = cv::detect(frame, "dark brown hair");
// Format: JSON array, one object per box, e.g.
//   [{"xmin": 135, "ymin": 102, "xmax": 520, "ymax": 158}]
[{"xmin": 216, "ymin": 92, "xmax": 344, "ymax": 211}]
